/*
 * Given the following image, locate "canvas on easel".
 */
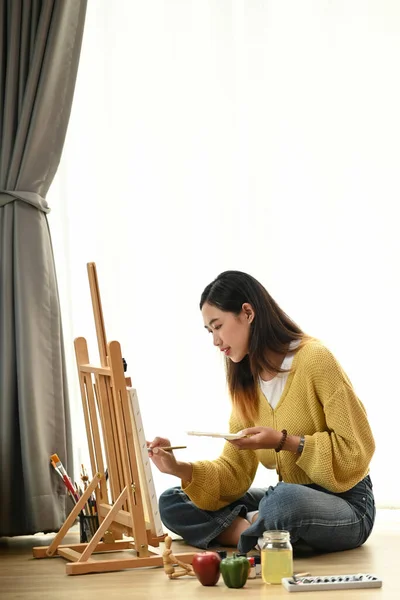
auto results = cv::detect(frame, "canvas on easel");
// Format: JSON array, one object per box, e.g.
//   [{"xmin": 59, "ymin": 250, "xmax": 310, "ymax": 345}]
[
  {"xmin": 127, "ymin": 387, "xmax": 164, "ymax": 537},
  {"xmin": 33, "ymin": 262, "xmax": 195, "ymax": 575}
]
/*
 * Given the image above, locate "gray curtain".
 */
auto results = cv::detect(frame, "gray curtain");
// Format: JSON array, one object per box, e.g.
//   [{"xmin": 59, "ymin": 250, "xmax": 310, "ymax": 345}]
[{"xmin": 0, "ymin": 0, "xmax": 87, "ymax": 536}]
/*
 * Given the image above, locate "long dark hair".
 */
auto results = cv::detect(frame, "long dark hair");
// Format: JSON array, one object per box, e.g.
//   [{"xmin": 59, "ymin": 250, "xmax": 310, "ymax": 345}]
[{"xmin": 200, "ymin": 271, "xmax": 308, "ymax": 422}]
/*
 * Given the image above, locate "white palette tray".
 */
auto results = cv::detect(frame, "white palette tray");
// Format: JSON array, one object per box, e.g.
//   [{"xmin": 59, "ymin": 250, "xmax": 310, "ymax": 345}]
[{"xmin": 186, "ymin": 430, "xmax": 245, "ymax": 440}]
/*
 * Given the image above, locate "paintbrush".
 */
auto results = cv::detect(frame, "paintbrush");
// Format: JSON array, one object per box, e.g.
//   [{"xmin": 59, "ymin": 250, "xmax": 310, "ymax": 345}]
[
  {"xmin": 80, "ymin": 464, "xmax": 89, "ymax": 489},
  {"xmin": 147, "ymin": 446, "xmax": 187, "ymax": 452},
  {"xmin": 51, "ymin": 453, "xmax": 79, "ymax": 503}
]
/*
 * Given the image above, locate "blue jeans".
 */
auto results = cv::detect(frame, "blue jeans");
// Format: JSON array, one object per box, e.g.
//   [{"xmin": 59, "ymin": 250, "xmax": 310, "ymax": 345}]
[{"xmin": 159, "ymin": 475, "xmax": 375, "ymax": 554}]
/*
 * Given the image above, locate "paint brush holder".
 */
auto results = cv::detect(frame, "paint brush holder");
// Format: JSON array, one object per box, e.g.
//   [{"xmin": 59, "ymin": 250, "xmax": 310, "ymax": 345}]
[{"xmin": 79, "ymin": 514, "xmax": 99, "ymax": 543}]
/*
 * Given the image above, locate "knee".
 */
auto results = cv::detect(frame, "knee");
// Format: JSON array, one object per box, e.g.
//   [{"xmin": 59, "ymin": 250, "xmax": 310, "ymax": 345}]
[
  {"xmin": 158, "ymin": 486, "xmax": 183, "ymax": 525},
  {"xmin": 273, "ymin": 483, "xmax": 311, "ymax": 507},
  {"xmin": 259, "ymin": 483, "xmax": 310, "ymax": 525}
]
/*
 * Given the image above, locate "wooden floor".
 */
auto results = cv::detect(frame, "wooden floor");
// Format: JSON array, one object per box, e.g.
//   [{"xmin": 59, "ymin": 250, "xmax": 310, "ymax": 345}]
[{"xmin": 1, "ymin": 509, "xmax": 399, "ymax": 599}]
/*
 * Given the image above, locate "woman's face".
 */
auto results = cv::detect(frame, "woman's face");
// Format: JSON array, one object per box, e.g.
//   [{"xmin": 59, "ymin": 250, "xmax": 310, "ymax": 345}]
[{"xmin": 201, "ymin": 302, "xmax": 254, "ymax": 363}]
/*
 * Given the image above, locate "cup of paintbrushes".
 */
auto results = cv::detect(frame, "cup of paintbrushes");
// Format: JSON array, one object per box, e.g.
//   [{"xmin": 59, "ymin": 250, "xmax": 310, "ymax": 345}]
[{"xmin": 79, "ymin": 513, "xmax": 99, "ymax": 543}]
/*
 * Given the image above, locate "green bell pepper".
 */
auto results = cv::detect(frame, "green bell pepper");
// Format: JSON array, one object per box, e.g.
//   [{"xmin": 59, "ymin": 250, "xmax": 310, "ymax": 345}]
[{"xmin": 220, "ymin": 555, "xmax": 249, "ymax": 589}]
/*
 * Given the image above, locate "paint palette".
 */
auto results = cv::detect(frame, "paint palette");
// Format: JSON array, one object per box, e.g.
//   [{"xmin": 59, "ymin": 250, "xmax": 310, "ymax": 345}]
[
  {"xmin": 282, "ymin": 573, "xmax": 382, "ymax": 592},
  {"xmin": 186, "ymin": 431, "xmax": 246, "ymax": 440}
]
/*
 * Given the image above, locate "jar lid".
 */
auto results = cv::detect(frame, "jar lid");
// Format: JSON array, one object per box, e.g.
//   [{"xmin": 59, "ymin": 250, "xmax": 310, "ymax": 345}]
[{"xmin": 262, "ymin": 529, "xmax": 290, "ymax": 540}]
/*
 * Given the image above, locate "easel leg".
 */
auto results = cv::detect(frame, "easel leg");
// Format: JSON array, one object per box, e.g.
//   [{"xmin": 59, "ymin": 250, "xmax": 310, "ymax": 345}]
[
  {"xmin": 46, "ymin": 474, "xmax": 103, "ymax": 557},
  {"xmin": 79, "ymin": 486, "xmax": 128, "ymax": 562}
]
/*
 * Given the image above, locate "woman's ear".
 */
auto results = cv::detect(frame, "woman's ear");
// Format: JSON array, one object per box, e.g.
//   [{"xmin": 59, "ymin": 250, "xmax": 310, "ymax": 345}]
[{"xmin": 242, "ymin": 302, "xmax": 255, "ymax": 323}]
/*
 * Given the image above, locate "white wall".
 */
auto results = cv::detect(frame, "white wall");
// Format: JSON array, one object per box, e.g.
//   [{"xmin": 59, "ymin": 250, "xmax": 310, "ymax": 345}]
[{"xmin": 49, "ymin": 0, "xmax": 400, "ymax": 506}]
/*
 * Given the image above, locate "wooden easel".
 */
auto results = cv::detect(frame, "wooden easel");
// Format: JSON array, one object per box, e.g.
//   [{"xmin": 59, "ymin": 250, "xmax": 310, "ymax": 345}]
[{"xmin": 33, "ymin": 263, "xmax": 196, "ymax": 575}]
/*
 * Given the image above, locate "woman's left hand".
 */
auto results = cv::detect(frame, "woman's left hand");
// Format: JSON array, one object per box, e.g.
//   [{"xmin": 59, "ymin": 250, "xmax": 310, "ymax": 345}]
[{"xmin": 229, "ymin": 427, "xmax": 282, "ymax": 451}]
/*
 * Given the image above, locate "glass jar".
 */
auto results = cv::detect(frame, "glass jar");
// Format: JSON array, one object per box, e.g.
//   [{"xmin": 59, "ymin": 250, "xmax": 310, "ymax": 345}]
[{"xmin": 258, "ymin": 530, "xmax": 293, "ymax": 585}]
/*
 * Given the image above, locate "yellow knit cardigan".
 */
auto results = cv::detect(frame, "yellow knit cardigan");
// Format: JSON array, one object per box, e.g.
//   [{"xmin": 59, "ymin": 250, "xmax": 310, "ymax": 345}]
[{"xmin": 182, "ymin": 340, "xmax": 375, "ymax": 510}]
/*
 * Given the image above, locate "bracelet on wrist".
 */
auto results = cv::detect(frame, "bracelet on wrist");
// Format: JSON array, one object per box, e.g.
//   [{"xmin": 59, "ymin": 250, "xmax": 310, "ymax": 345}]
[{"xmin": 275, "ymin": 429, "xmax": 287, "ymax": 453}]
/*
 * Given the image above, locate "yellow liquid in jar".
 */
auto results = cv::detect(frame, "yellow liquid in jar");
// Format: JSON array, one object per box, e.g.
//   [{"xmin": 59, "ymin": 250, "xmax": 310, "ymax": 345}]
[{"xmin": 261, "ymin": 548, "xmax": 293, "ymax": 584}]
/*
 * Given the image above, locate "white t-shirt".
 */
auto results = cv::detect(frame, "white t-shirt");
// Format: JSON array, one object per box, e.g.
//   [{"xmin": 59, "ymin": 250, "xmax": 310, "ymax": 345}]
[{"xmin": 259, "ymin": 342, "xmax": 299, "ymax": 409}]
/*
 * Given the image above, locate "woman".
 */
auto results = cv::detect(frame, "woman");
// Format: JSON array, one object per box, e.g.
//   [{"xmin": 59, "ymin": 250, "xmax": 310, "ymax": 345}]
[{"xmin": 148, "ymin": 271, "xmax": 375, "ymax": 554}]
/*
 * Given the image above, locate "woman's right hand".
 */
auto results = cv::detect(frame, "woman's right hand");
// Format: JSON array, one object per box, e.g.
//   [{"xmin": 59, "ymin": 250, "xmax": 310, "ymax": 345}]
[
  {"xmin": 147, "ymin": 436, "xmax": 193, "ymax": 482},
  {"xmin": 147, "ymin": 437, "xmax": 180, "ymax": 475}
]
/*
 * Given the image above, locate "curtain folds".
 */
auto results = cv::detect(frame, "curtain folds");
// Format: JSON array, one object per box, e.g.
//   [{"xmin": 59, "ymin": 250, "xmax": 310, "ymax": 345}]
[{"xmin": 0, "ymin": 0, "xmax": 87, "ymax": 536}]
